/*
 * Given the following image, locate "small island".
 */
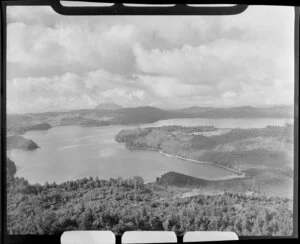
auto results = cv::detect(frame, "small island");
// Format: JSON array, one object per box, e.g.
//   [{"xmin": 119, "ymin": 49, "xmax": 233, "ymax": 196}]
[{"xmin": 7, "ymin": 135, "xmax": 39, "ymax": 150}]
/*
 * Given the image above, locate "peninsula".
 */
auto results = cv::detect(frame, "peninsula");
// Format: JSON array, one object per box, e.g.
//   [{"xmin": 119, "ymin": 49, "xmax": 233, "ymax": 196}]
[{"xmin": 115, "ymin": 124, "xmax": 294, "ymax": 197}]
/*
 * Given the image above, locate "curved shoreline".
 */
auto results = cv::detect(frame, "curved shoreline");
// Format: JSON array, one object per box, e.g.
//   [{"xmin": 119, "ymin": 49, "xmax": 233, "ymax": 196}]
[
  {"xmin": 158, "ymin": 150, "xmax": 246, "ymax": 178},
  {"xmin": 126, "ymin": 146, "xmax": 246, "ymax": 180}
]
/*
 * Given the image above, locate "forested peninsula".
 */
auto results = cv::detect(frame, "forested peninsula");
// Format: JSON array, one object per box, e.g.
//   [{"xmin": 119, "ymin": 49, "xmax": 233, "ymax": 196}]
[{"xmin": 115, "ymin": 124, "xmax": 294, "ymax": 198}]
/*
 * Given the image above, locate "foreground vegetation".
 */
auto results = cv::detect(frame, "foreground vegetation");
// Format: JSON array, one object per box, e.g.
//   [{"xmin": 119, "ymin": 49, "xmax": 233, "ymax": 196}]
[{"xmin": 7, "ymin": 158, "xmax": 293, "ymax": 236}]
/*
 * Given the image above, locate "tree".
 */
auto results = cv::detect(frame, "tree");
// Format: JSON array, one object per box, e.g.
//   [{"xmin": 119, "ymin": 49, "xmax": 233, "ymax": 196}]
[
  {"xmin": 78, "ymin": 201, "xmax": 85, "ymax": 212},
  {"xmin": 151, "ymin": 216, "xmax": 164, "ymax": 230},
  {"xmin": 80, "ymin": 208, "xmax": 94, "ymax": 229},
  {"xmin": 6, "ymin": 157, "xmax": 17, "ymax": 177},
  {"xmin": 133, "ymin": 176, "xmax": 144, "ymax": 189},
  {"xmin": 35, "ymin": 210, "xmax": 58, "ymax": 234}
]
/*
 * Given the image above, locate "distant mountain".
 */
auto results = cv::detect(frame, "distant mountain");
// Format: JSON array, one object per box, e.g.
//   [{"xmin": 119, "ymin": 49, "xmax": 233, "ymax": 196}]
[
  {"xmin": 173, "ymin": 105, "xmax": 293, "ymax": 118},
  {"xmin": 7, "ymin": 135, "xmax": 39, "ymax": 150},
  {"xmin": 7, "ymin": 105, "xmax": 293, "ymax": 135},
  {"xmin": 193, "ymin": 106, "xmax": 293, "ymax": 118},
  {"xmin": 111, "ymin": 106, "xmax": 183, "ymax": 124},
  {"xmin": 175, "ymin": 106, "xmax": 214, "ymax": 114},
  {"xmin": 95, "ymin": 103, "xmax": 123, "ymax": 110}
]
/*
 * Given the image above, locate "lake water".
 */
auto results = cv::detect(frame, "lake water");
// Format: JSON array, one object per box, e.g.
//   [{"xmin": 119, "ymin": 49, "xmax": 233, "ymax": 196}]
[
  {"xmin": 145, "ymin": 117, "xmax": 293, "ymax": 128},
  {"xmin": 7, "ymin": 118, "xmax": 293, "ymax": 184}
]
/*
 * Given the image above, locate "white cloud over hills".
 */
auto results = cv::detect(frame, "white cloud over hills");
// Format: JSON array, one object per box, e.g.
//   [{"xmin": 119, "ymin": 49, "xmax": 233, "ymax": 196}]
[{"xmin": 6, "ymin": 5, "xmax": 294, "ymax": 114}]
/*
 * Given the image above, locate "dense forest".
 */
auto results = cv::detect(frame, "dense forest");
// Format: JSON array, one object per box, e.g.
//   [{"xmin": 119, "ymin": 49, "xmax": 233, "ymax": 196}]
[{"xmin": 7, "ymin": 158, "xmax": 293, "ymax": 236}]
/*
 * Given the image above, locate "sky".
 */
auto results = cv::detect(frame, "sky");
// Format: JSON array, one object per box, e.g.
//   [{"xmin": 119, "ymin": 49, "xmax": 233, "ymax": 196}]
[{"xmin": 6, "ymin": 5, "xmax": 295, "ymax": 114}]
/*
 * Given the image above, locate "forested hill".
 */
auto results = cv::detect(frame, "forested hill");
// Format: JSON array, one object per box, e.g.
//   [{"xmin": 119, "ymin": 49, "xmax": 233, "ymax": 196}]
[
  {"xmin": 7, "ymin": 158, "xmax": 293, "ymax": 236},
  {"xmin": 116, "ymin": 124, "xmax": 294, "ymax": 198},
  {"xmin": 115, "ymin": 124, "xmax": 293, "ymax": 172},
  {"xmin": 156, "ymin": 172, "xmax": 214, "ymax": 187}
]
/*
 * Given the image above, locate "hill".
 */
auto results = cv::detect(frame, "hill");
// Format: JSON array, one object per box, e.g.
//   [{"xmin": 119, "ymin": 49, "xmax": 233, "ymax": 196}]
[
  {"xmin": 7, "ymin": 114, "xmax": 52, "ymax": 134},
  {"xmin": 193, "ymin": 105, "xmax": 293, "ymax": 118},
  {"xmin": 95, "ymin": 103, "xmax": 123, "ymax": 110},
  {"xmin": 7, "ymin": 135, "xmax": 39, "ymax": 150},
  {"xmin": 174, "ymin": 106, "xmax": 214, "ymax": 114},
  {"xmin": 115, "ymin": 124, "xmax": 294, "ymax": 197},
  {"xmin": 156, "ymin": 172, "xmax": 213, "ymax": 187},
  {"xmin": 110, "ymin": 106, "xmax": 183, "ymax": 125},
  {"xmin": 155, "ymin": 171, "xmax": 292, "ymax": 198},
  {"xmin": 115, "ymin": 124, "xmax": 293, "ymax": 171}
]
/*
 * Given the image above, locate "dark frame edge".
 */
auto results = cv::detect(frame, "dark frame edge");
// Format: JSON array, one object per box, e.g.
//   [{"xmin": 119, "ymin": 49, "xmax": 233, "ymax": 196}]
[
  {"xmin": 292, "ymin": 6, "xmax": 299, "ymax": 239},
  {"xmin": 0, "ymin": 1, "xmax": 7, "ymax": 244},
  {"xmin": 49, "ymin": 0, "xmax": 249, "ymax": 15},
  {"xmin": 0, "ymin": 1, "xmax": 299, "ymax": 244}
]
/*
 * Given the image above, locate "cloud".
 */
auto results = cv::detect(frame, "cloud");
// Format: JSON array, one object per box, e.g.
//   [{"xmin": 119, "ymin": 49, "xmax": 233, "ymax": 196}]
[
  {"xmin": 102, "ymin": 88, "xmax": 145, "ymax": 101},
  {"xmin": 7, "ymin": 70, "xmax": 150, "ymax": 114},
  {"xmin": 6, "ymin": 5, "xmax": 295, "ymax": 113},
  {"xmin": 7, "ymin": 20, "xmax": 138, "ymax": 79},
  {"xmin": 133, "ymin": 37, "xmax": 291, "ymax": 86},
  {"xmin": 136, "ymin": 75, "xmax": 216, "ymax": 98}
]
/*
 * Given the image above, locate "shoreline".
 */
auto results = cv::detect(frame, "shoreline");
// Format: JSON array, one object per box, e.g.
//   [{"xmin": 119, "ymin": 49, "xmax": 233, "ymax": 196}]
[
  {"xmin": 159, "ymin": 150, "xmax": 246, "ymax": 177},
  {"xmin": 126, "ymin": 146, "xmax": 246, "ymax": 180}
]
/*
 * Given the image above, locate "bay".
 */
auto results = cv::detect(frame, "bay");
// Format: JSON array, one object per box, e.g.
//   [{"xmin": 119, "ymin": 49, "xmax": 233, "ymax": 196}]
[{"xmin": 7, "ymin": 118, "xmax": 292, "ymax": 184}]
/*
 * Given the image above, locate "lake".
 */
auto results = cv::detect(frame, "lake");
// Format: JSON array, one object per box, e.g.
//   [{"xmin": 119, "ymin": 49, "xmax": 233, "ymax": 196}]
[{"xmin": 7, "ymin": 118, "xmax": 293, "ymax": 184}]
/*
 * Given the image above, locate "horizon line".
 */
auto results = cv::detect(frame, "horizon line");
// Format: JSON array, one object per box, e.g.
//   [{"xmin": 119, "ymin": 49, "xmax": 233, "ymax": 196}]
[{"xmin": 6, "ymin": 103, "xmax": 294, "ymax": 116}]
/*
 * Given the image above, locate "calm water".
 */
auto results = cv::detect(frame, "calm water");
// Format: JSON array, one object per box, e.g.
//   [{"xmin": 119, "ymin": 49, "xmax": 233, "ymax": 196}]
[
  {"xmin": 7, "ymin": 118, "xmax": 292, "ymax": 184},
  {"xmin": 146, "ymin": 117, "xmax": 293, "ymax": 128}
]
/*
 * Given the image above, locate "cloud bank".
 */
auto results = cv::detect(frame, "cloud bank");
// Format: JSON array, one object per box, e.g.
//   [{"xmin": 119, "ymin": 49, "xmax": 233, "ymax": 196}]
[{"xmin": 6, "ymin": 6, "xmax": 294, "ymax": 114}]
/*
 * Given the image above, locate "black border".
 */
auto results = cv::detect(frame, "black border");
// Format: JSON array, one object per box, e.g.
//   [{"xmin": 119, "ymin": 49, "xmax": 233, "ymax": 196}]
[
  {"xmin": 49, "ymin": 1, "xmax": 248, "ymax": 15},
  {"xmin": 0, "ymin": 1, "xmax": 299, "ymax": 244}
]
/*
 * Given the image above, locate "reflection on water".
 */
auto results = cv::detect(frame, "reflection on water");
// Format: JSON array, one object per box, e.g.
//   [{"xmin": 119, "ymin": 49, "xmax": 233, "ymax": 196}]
[{"xmin": 7, "ymin": 118, "xmax": 292, "ymax": 184}]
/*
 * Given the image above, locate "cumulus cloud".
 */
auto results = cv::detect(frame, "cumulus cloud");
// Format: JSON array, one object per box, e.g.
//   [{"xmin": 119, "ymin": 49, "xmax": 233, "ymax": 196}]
[
  {"xmin": 6, "ymin": 5, "xmax": 294, "ymax": 114},
  {"xmin": 7, "ymin": 70, "xmax": 149, "ymax": 113},
  {"xmin": 136, "ymin": 75, "xmax": 216, "ymax": 98},
  {"xmin": 7, "ymin": 20, "xmax": 138, "ymax": 78}
]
